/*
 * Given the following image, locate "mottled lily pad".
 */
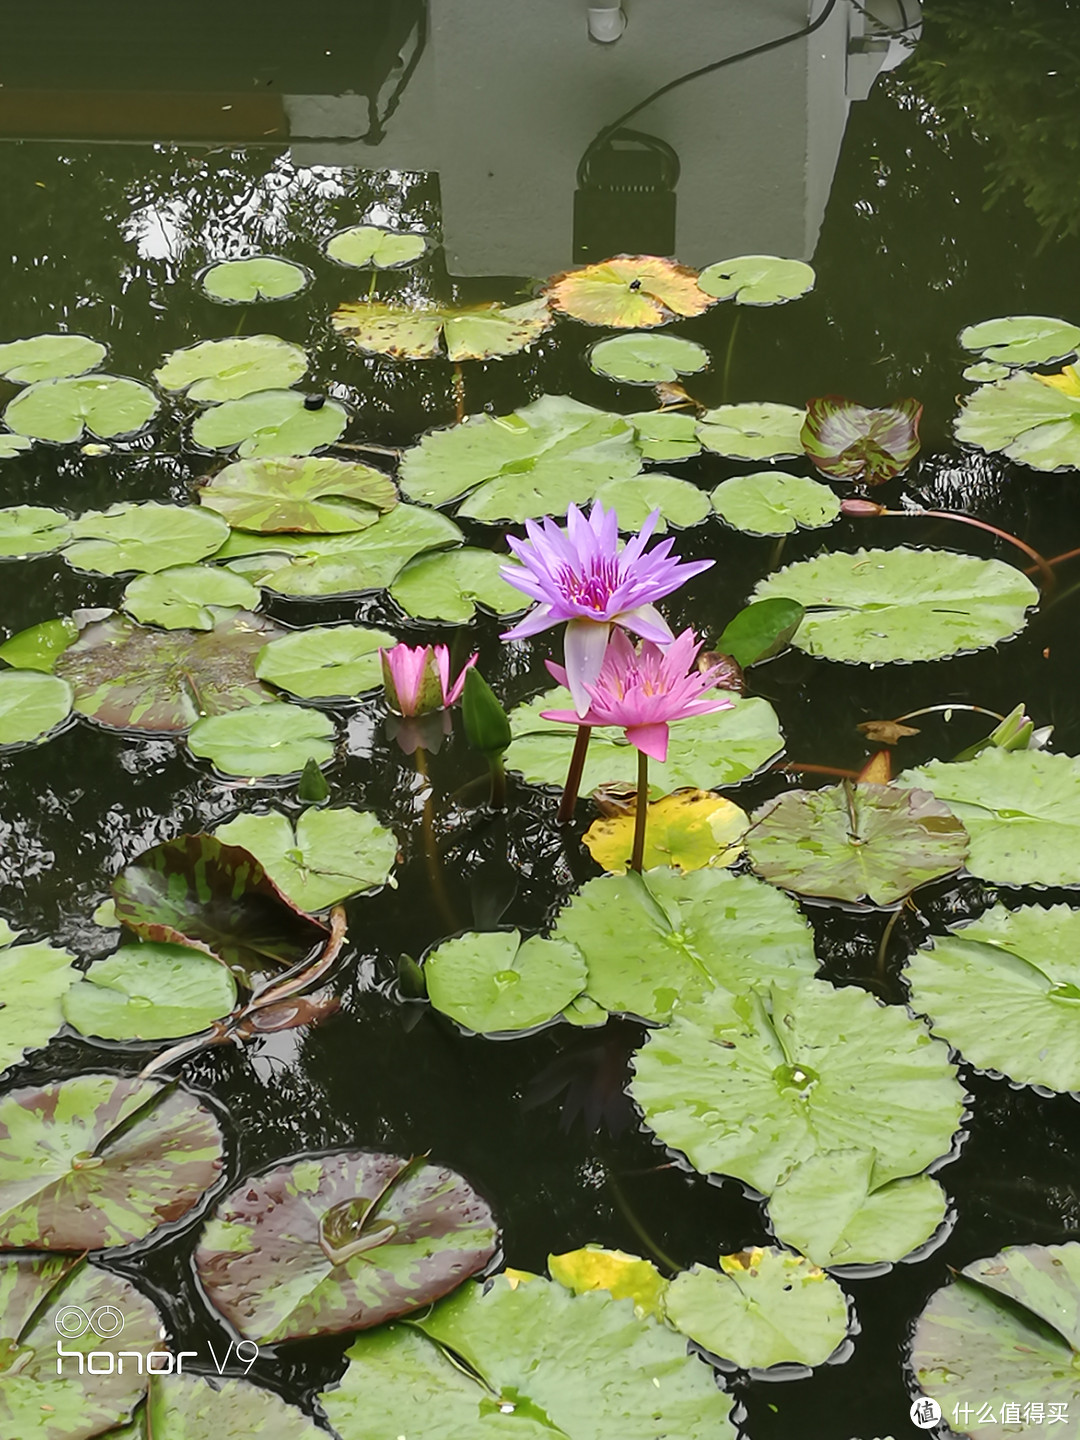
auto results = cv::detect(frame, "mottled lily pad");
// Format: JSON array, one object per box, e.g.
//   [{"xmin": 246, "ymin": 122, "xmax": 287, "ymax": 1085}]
[
  {"xmin": 192, "ymin": 390, "xmax": 348, "ymax": 459},
  {"xmin": 195, "ymin": 1150, "xmax": 498, "ymax": 1343},
  {"xmin": 197, "ymin": 454, "xmax": 397, "ymax": 532},
  {"xmin": 64, "ymin": 502, "xmax": 229, "ymax": 576},
  {"xmin": 55, "ymin": 611, "xmax": 282, "ymax": 732},
  {"xmin": 697, "ymin": 403, "xmax": 806, "ymax": 460},
  {"xmin": 255, "ymin": 623, "xmax": 396, "ymax": 698},
  {"xmin": 0, "ymin": 333, "xmax": 106, "ymax": 383},
  {"xmin": 423, "ymin": 929, "xmax": 586, "ymax": 1034},
  {"xmin": 121, "ymin": 566, "xmax": 261, "ymax": 631},
  {"xmin": 153, "ymin": 335, "xmax": 308, "ymax": 402},
  {"xmin": 0, "ymin": 936, "xmax": 76, "ymax": 1074},
  {"xmin": 545, "ymin": 256, "xmax": 714, "ymax": 328},
  {"xmin": 698, "ymin": 256, "xmax": 815, "ymax": 307},
  {"xmin": 200, "ymin": 256, "xmax": 311, "ymax": 303},
  {"xmin": 4, "ymin": 375, "xmax": 159, "ymax": 443},
  {"xmin": 325, "ymin": 225, "xmax": 429, "ymax": 269},
  {"xmin": 390, "ymin": 547, "xmax": 524, "ymax": 622},
  {"xmin": 0, "ymin": 1074, "xmax": 224, "ymax": 1249},
  {"xmin": 62, "ymin": 942, "xmax": 238, "ymax": 1042},
  {"xmin": 583, "ymin": 791, "xmax": 748, "ymax": 875},
  {"xmin": 954, "ymin": 370, "xmax": 1080, "ymax": 471},
  {"xmin": 588, "ymin": 333, "xmax": 708, "ymax": 384},
  {"xmin": 187, "ymin": 703, "xmax": 336, "ymax": 779},
  {"xmin": 958, "ymin": 315, "xmax": 1080, "ymax": 367},
  {"xmin": 332, "ymin": 297, "xmax": 552, "ymax": 362},
  {"xmin": 802, "ymin": 397, "xmax": 922, "ymax": 485},
  {"xmin": 136, "ymin": 1372, "xmax": 326, "ymax": 1439},
  {"xmin": 711, "ymin": 471, "xmax": 840, "ymax": 535},
  {"xmin": 0, "ymin": 669, "xmax": 73, "ymax": 745}
]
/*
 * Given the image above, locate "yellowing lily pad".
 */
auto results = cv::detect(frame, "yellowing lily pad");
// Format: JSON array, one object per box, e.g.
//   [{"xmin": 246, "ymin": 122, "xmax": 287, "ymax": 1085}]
[
  {"xmin": 584, "ymin": 791, "xmax": 748, "ymax": 874},
  {"xmin": 332, "ymin": 297, "xmax": 552, "ymax": 362},
  {"xmin": 545, "ymin": 255, "xmax": 713, "ymax": 328},
  {"xmin": 549, "ymin": 1246, "xmax": 667, "ymax": 1319}
]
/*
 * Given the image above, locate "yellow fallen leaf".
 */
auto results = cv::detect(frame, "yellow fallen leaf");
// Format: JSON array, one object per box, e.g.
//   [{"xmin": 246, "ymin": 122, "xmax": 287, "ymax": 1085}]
[
  {"xmin": 583, "ymin": 789, "xmax": 748, "ymax": 874},
  {"xmin": 549, "ymin": 1245, "xmax": 668, "ymax": 1318},
  {"xmin": 1036, "ymin": 364, "xmax": 1080, "ymax": 398}
]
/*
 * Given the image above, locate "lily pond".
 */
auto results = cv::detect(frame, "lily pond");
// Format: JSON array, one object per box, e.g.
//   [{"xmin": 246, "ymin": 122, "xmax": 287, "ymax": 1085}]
[{"xmin": 2, "ymin": 3, "xmax": 1080, "ymax": 1438}]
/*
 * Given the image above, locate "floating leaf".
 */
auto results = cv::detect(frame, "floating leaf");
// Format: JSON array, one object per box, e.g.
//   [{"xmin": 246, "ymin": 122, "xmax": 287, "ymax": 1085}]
[
  {"xmin": 548, "ymin": 1246, "xmax": 667, "ymax": 1319},
  {"xmin": 325, "ymin": 224, "xmax": 429, "ymax": 269},
  {"xmin": 0, "ymin": 616, "xmax": 79, "ymax": 672},
  {"xmin": 62, "ymin": 942, "xmax": 237, "ymax": 1042},
  {"xmin": 545, "ymin": 255, "xmax": 713, "ymax": 329},
  {"xmin": 121, "ymin": 566, "xmax": 261, "ymax": 631},
  {"xmin": 630, "ymin": 979, "xmax": 965, "ymax": 1193},
  {"xmin": 197, "ymin": 454, "xmax": 397, "ymax": 532},
  {"xmin": 112, "ymin": 832, "xmax": 332, "ymax": 979},
  {"xmin": 910, "ymin": 1243, "xmax": 1080, "ymax": 1435},
  {"xmin": 958, "ymin": 315, "xmax": 1080, "ymax": 367},
  {"xmin": 551, "ymin": 867, "xmax": 815, "ymax": 1024},
  {"xmin": 0, "ymin": 505, "xmax": 70, "ymax": 557},
  {"xmin": 192, "ymin": 389, "xmax": 347, "ymax": 459},
  {"xmin": 200, "ymin": 256, "xmax": 311, "ymax": 303},
  {"xmin": 195, "ymin": 1150, "xmax": 498, "ymax": 1343},
  {"xmin": 962, "ymin": 360, "xmax": 1010, "ymax": 383},
  {"xmin": 588, "ymin": 333, "xmax": 709, "ymax": 384},
  {"xmin": 0, "ymin": 937, "xmax": 76, "ymax": 1073},
  {"xmin": 767, "ymin": 1148, "xmax": 949, "ymax": 1269},
  {"xmin": 627, "ymin": 409, "xmax": 702, "ymax": 461},
  {"xmin": 55, "ymin": 611, "xmax": 281, "ymax": 732},
  {"xmin": 897, "ymin": 749, "xmax": 1080, "ymax": 887},
  {"xmin": 64, "ymin": 502, "xmax": 229, "ymax": 576},
  {"xmin": 954, "ymin": 370, "xmax": 1080, "ymax": 471},
  {"xmin": 423, "ymin": 930, "xmax": 586, "ymax": 1034},
  {"xmin": 0, "ymin": 670, "xmax": 73, "ymax": 745},
  {"xmin": 746, "ymin": 781, "xmax": 968, "ymax": 906},
  {"xmin": 139, "ymin": 1372, "xmax": 326, "ymax": 1439},
  {"xmin": 0, "ymin": 433, "xmax": 32, "ymax": 459},
  {"xmin": 217, "ymin": 504, "xmax": 461, "ymax": 596},
  {"xmin": 583, "ymin": 791, "xmax": 747, "ymax": 874},
  {"xmin": 752, "ymin": 547, "xmax": 1038, "ymax": 664},
  {"xmin": 905, "ymin": 904, "xmax": 1080, "ymax": 1091},
  {"xmin": 801, "ymin": 396, "xmax": 922, "ymax": 485},
  {"xmin": 0, "ymin": 333, "xmax": 106, "ymax": 383},
  {"xmin": 698, "ymin": 255, "xmax": 815, "ymax": 307},
  {"xmin": 591, "ymin": 472, "xmax": 711, "ymax": 532},
  {"xmin": 390, "ymin": 547, "xmax": 524, "ymax": 622},
  {"xmin": 187, "ymin": 704, "xmax": 336, "ymax": 778},
  {"xmin": 332, "ymin": 297, "xmax": 552, "ymax": 362},
  {"xmin": 506, "ymin": 686, "xmax": 783, "ymax": 796},
  {"xmin": 716, "ymin": 597, "xmax": 804, "ymax": 668},
  {"xmin": 214, "ymin": 806, "xmax": 397, "ymax": 910},
  {"xmin": 697, "ymin": 403, "xmax": 805, "ymax": 460},
  {"xmin": 662, "ymin": 1247, "xmax": 849, "ymax": 1370},
  {"xmin": 711, "ymin": 471, "xmax": 840, "ymax": 535},
  {"xmin": 4, "ymin": 375, "xmax": 159, "ymax": 443},
  {"xmin": 321, "ymin": 1276, "xmax": 736, "ymax": 1440},
  {"xmin": 255, "ymin": 623, "xmax": 396, "ymax": 699},
  {"xmin": 0, "ymin": 1074, "xmax": 224, "ymax": 1249},
  {"xmin": 153, "ymin": 335, "xmax": 308, "ymax": 402}
]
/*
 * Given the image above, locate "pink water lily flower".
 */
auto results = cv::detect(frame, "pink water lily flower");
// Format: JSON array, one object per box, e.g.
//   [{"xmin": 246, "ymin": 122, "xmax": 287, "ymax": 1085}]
[
  {"xmin": 500, "ymin": 501, "xmax": 712, "ymax": 717},
  {"xmin": 380, "ymin": 643, "xmax": 477, "ymax": 717},
  {"xmin": 542, "ymin": 627, "xmax": 733, "ymax": 762}
]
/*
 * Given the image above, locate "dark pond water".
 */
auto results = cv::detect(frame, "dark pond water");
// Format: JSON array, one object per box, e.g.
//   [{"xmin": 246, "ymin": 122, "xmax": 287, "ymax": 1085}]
[{"xmin": 2, "ymin": 3, "xmax": 1080, "ymax": 1437}]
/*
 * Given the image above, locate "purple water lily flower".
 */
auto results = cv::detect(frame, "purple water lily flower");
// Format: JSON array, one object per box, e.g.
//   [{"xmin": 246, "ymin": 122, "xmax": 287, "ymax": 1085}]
[{"xmin": 500, "ymin": 501, "xmax": 713, "ymax": 716}]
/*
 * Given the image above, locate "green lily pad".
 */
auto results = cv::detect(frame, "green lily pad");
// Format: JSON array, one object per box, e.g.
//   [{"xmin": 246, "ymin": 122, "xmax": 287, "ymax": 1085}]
[
  {"xmin": 187, "ymin": 703, "xmax": 336, "ymax": 778},
  {"xmin": 0, "ymin": 333, "xmax": 106, "ymax": 383},
  {"xmin": 197, "ymin": 454, "xmax": 397, "ymax": 533},
  {"xmin": 390, "ymin": 547, "xmax": 524, "ymax": 622},
  {"xmin": 905, "ymin": 904, "xmax": 1080, "ymax": 1090},
  {"xmin": 64, "ymin": 502, "xmax": 229, "ymax": 576},
  {"xmin": 0, "ymin": 1255, "xmax": 162, "ymax": 1440},
  {"xmin": 588, "ymin": 333, "xmax": 709, "ymax": 384},
  {"xmin": 910, "ymin": 1243, "xmax": 1080, "ymax": 1435},
  {"xmin": 0, "ymin": 616, "xmax": 79, "ymax": 672},
  {"xmin": 214, "ymin": 806, "xmax": 397, "ymax": 910},
  {"xmin": 505, "ymin": 686, "xmax": 784, "ymax": 796},
  {"xmin": 112, "ymin": 832, "xmax": 333, "ymax": 978},
  {"xmin": 545, "ymin": 255, "xmax": 714, "ymax": 329},
  {"xmin": 0, "ymin": 1074, "xmax": 224, "ymax": 1249},
  {"xmin": 0, "ymin": 670, "xmax": 73, "ymax": 745},
  {"xmin": 195, "ymin": 1150, "xmax": 498, "ymax": 1343},
  {"xmin": 662, "ymin": 1247, "xmax": 849, "ymax": 1370},
  {"xmin": 698, "ymin": 256, "xmax": 815, "ymax": 306},
  {"xmin": 746, "ymin": 781, "xmax": 969, "ymax": 906},
  {"xmin": 121, "ymin": 566, "xmax": 261, "ymax": 630},
  {"xmin": 325, "ymin": 224, "xmax": 429, "ymax": 269},
  {"xmin": 55, "ymin": 611, "xmax": 281, "ymax": 733},
  {"xmin": 0, "ymin": 505, "xmax": 71, "ymax": 557},
  {"xmin": 897, "ymin": 749, "xmax": 1080, "ymax": 887},
  {"xmin": 962, "ymin": 361, "xmax": 1010, "ymax": 383},
  {"xmin": 423, "ymin": 929, "xmax": 587, "ymax": 1034},
  {"xmin": 548, "ymin": 1246, "xmax": 667, "ymax": 1319},
  {"xmin": 958, "ymin": 315, "xmax": 1080, "ymax": 366},
  {"xmin": 255, "ymin": 623, "xmax": 397, "ymax": 698},
  {"xmin": 0, "ymin": 937, "xmax": 76, "ymax": 1074},
  {"xmin": 627, "ymin": 409, "xmax": 702, "ymax": 461},
  {"xmin": 766, "ymin": 1149, "xmax": 950, "ymax": 1269},
  {"xmin": 716, "ymin": 597, "xmax": 805, "ymax": 668},
  {"xmin": 954, "ymin": 370, "xmax": 1080, "ymax": 471},
  {"xmin": 192, "ymin": 390, "xmax": 348, "ymax": 459},
  {"xmin": 0, "ymin": 433, "xmax": 32, "ymax": 459},
  {"xmin": 217, "ymin": 504, "xmax": 462, "ymax": 596},
  {"xmin": 321, "ymin": 1275, "xmax": 736, "ymax": 1440},
  {"xmin": 591, "ymin": 472, "xmax": 711, "ymax": 532},
  {"xmin": 200, "ymin": 256, "xmax": 311, "ymax": 303},
  {"xmin": 697, "ymin": 403, "xmax": 806, "ymax": 460},
  {"xmin": 332, "ymin": 297, "xmax": 552, "ymax": 362},
  {"xmin": 62, "ymin": 942, "xmax": 238, "ymax": 1042},
  {"xmin": 551, "ymin": 867, "xmax": 815, "ymax": 1024},
  {"xmin": 630, "ymin": 979, "xmax": 965, "ymax": 1194},
  {"xmin": 4, "ymin": 375, "xmax": 159, "ymax": 443},
  {"xmin": 153, "ymin": 335, "xmax": 308, "ymax": 402},
  {"xmin": 752, "ymin": 547, "xmax": 1039, "ymax": 664},
  {"xmin": 399, "ymin": 394, "xmax": 640, "ymax": 512},
  {"xmin": 711, "ymin": 471, "xmax": 840, "ymax": 535}
]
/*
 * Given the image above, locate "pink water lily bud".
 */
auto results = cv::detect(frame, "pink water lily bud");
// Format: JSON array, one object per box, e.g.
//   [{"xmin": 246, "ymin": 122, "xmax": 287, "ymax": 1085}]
[
  {"xmin": 840, "ymin": 497, "xmax": 886, "ymax": 516},
  {"xmin": 379, "ymin": 643, "xmax": 477, "ymax": 717}
]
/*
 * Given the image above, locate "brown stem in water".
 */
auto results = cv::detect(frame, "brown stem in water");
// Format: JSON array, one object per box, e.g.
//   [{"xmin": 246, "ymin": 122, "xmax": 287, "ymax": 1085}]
[
  {"xmin": 452, "ymin": 363, "xmax": 466, "ymax": 423},
  {"xmin": 872, "ymin": 507, "xmax": 1054, "ymax": 591},
  {"xmin": 1031, "ymin": 546, "xmax": 1080, "ymax": 572},
  {"xmin": 415, "ymin": 747, "xmax": 458, "ymax": 931},
  {"xmin": 630, "ymin": 749, "xmax": 649, "ymax": 873},
  {"xmin": 774, "ymin": 761, "xmax": 862, "ymax": 780},
  {"xmin": 557, "ymin": 724, "xmax": 592, "ymax": 824}
]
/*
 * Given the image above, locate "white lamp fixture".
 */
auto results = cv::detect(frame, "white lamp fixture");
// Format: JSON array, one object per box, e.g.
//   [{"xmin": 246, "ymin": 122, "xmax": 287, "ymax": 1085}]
[{"xmin": 587, "ymin": 6, "xmax": 627, "ymax": 43}]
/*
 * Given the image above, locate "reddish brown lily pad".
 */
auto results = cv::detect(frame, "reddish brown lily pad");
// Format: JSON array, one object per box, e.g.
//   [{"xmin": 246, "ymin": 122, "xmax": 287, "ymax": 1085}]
[{"xmin": 801, "ymin": 396, "xmax": 922, "ymax": 485}]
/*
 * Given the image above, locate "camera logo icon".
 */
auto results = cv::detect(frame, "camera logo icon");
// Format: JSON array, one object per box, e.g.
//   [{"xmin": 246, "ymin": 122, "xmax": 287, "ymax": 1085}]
[{"xmin": 54, "ymin": 1306, "xmax": 125, "ymax": 1339}]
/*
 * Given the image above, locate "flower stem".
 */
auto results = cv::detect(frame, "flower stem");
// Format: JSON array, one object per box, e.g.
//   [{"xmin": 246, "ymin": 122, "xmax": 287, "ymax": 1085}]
[
  {"xmin": 557, "ymin": 724, "xmax": 592, "ymax": 824},
  {"xmin": 489, "ymin": 754, "xmax": 507, "ymax": 812},
  {"xmin": 876, "ymin": 507, "xmax": 1055, "ymax": 591},
  {"xmin": 630, "ymin": 749, "xmax": 649, "ymax": 873}
]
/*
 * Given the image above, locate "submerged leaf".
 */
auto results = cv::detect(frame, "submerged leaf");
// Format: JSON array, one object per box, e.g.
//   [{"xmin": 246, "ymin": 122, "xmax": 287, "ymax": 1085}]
[
  {"xmin": 64, "ymin": 501, "xmax": 229, "ymax": 576},
  {"xmin": 545, "ymin": 255, "xmax": 713, "ymax": 328},
  {"xmin": 0, "ymin": 333, "xmax": 106, "ymax": 383},
  {"xmin": 711, "ymin": 471, "xmax": 840, "ymax": 535},
  {"xmin": 153, "ymin": 335, "xmax": 308, "ymax": 403},
  {"xmin": 801, "ymin": 396, "xmax": 922, "ymax": 484},
  {"xmin": 197, "ymin": 454, "xmax": 397, "ymax": 533},
  {"xmin": 698, "ymin": 255, "xmax": 815, "ymax": 306},
  {"xmin": 588, "ymin": 333, "xmax": 708, "ymax": 384},
  {"xmin": 332, "ymin": 297, "xmax": 552, "ymax": 361},
  {"xmin": 4, "ymin": 375, "xmax": 159, "ymax": 443},
  {"xmin": 583, "ymin": 791, "xmax": 747, "ymax": 874},
  {"xmin": 0, "ymin": 669, "xmax": 73, "ymax": 745},
  {"xmin": 192, "ymin": 390, "xmax": 348, "ymax": 459},
  {"xmin": 200, "ymin": 256, "xmax": 311, "ymax": 303},
  {"xmin": 424, "ymin": 930, "xmax": 586, "ymax": 1034},
  {"xmin": 325, "ymin": 224, "xmax": 428, "ymax": 269}
]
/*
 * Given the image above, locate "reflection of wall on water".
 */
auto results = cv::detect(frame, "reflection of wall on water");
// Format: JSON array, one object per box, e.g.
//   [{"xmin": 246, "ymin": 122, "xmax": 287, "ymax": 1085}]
[{"xmin": 287, "ymin": 1, "xmax": 919, "ymax": 277}]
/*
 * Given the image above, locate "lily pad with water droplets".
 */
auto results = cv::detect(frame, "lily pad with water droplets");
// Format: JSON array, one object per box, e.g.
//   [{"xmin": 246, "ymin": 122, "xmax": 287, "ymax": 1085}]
[
  {"xmin": 192, "ymin": 389, "xmax": 348, "ymax": 459},
  {"xmin": 628, "ymin": 409, "xmax": 702, "ymax": 461},
  {"xmin": 423, "ymin": 929, "xmax": 587, "ymax": 1034},
  {"xmin": 187, "ymin": 703, "xmax": 336, "ymax": 779},
  {"xmin": 698, "ymin": 256, "xmax": 816, "ymax": 307},
  {"xmin": 121, "ymin": 566, "xmax": 261, "ymax": 631},
  {"xmin": 64, "ymin": 502, "xmax": 230, "ymax": 576},
  {"xmin": 954, "ymin": 370, "xmax": 1080, "ymax": 471},
  {"xmin": 697, "ymin": 403, "xmax": 806, "ymax": 461},
  {"xmin": 195, "ymin": 1150, "xmax": 498, "ymax": 1343},
  {"xmin": 0, "ymin": 1073, "xmax": 224, "ymax": 1250},
  {"xmin": 132, "ymin": 1373, "xmax": 327, "ymax": 1440},
  {"xmin": 588, "ymin": 333, "xmax": 709, "ymax": 384},
  {"xmin": 332, "ymin": 297, "xmax": 552, "ymax": 362},
  {"xmin": 583, "ymin": 791, "xmax": 748, "ymax": 875},
  {"xmin": 0, "ymin": 333, "xmax": 106, "ymax": 383},
  {"xmin": 0, "ymin": 669, "xmax": 73, "ymax": 746},
  {"xmin": 197, "ymin": 454, "xmax": 397, "ymax": 533},
  {"xmin": 153, "ymin": 335, "xmax": 308, "ymax": 403},
  {"xmin": 255, "ymin": 623, "xmax": 396, "ymax": 698},
  {"xmin": 0, "ymin": 936, "xmax": 76, "ymax": 1074},
  {"xmin": 62, "ymin": 942, "xmax": 238, "ymax": 1042},
  {"xmin": 545, "ymin": 255, "xmax": 714, "ymax": 329},
  {"xmin": 711, "ymin": 471, "xmax": 840, "ymax": 535},
  {"xmin": 4, "ymin": 375, "xmax": 159, "ymax": 443},
  {"xmin": 630, "ymin": 978, "xmax": 965, "ymax": 1194},
  {"xmin": 0, "ymin": 505, "xmax": 69, "ymax": 557},
  {"xmin": 958, "ymin": 315, "xmax": 1080, "ymax": 367},
  {"xmin": 390, "ymin": 547, "xmax": 524, "ymax": 622},
  {"xmin": 200, "ymin": 256, "xmax": 311, "ymax": 303},
  {"xmin": 325, "ymin": 224, "xmax": 429, "ymax": 269},
  {"xmin": 752, "ymin": 547, "xmax": 1039, "ymax": 664}
]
